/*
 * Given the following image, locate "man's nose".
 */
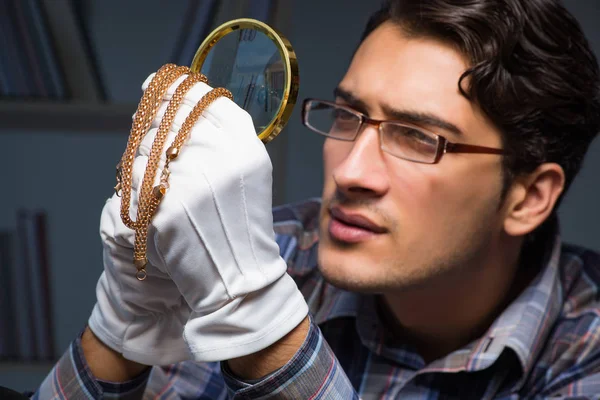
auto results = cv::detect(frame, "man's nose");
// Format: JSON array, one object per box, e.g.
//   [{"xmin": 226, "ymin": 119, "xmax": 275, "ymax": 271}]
[{"xmin": 332, "ymin": 123, "xmax": 390, "ymax": 199}]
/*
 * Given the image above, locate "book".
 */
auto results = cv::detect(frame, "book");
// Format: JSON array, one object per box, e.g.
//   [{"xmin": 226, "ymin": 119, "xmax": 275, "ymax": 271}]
[
  {"xmin": 0, "ymin": 0, "xmax": 32, "ymax": 97},
  {"xmin": 13, "ymin": 213, "xmax": 36, "ymax": 361},
  {"xmin": 11, "ymin": 210, "xmax": 55, "ymax": 362},
  {"xmin": 171, "ymin": 0, "xmax": 219, "ymax": 67},
  {"xmin": 39, "ymin": 0, "xmax": 105, "ymax": 101},
  {"xmin": 0, "ymin": 232, "xmax": 19, "ymax": 360},
  {"xmin": 23, "ymin": 0, "xmax": 68, "ymax": 99},
  {"xmin": 247, "ymin": 0, "xmax": 272, "ymax": 21},
  {"xmin": 34, "ymin": 212, "xmax": 55, "ymax": 360},
  {"xmin": 10, "ymin": 0, "xmax": 48, "ymax": 98}
]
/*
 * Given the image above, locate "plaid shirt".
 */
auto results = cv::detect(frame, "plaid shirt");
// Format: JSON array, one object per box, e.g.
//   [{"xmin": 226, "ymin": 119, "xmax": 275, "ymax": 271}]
[{"xmin": 33, "ymin": 198, "xmax": 600, "ymax": 399}]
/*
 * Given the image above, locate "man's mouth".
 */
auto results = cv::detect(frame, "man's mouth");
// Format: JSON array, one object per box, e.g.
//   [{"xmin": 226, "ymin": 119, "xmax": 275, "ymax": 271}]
[{"xmin": 328, "ymin": 206, "xmax": 387, "ymax": 243}]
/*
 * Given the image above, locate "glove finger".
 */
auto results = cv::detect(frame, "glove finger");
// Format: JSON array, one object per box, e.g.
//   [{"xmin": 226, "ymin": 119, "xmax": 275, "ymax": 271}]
[
  {"xmin": 100, "ymin": 195, "xmax": 134, "ymax": 248},
  {"xmin": 141, "ymin": 72, "xmax": 156, "ymax": 92}
]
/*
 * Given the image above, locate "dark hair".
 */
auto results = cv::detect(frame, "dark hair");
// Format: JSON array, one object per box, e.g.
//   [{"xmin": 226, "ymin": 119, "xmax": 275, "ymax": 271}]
[{"xmin": 361, "ymin": 0, "xmax": 600, "ymax": 202}]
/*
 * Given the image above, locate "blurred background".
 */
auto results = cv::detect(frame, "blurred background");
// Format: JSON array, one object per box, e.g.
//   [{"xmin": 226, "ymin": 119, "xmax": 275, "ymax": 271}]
[{"xmin": 0, "ymin": 0, "xmax": 598, "ymax": 392}]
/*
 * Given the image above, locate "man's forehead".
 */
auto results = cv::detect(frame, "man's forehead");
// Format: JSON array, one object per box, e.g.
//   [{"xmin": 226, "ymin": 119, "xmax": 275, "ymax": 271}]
[
  {"xmin": 338, "ymin": 23, "xmax": 497, "ymax": 141},
  {"xmin": 344, "ymin": 23, "xmax": 469, "ymax": 97}
]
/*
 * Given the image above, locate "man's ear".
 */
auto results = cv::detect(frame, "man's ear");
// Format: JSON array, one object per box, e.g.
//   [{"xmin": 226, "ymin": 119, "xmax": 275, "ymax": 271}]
[{"xmin": 503, "ymin": 163, "xmax": 565, "ymax": 237}]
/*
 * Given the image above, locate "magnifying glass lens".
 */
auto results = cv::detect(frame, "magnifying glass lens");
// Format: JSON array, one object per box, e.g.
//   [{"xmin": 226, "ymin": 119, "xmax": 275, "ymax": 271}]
[
  {"xmin": 200, "ymin": 29, "xmax": 285, "ymax": 134},
  {"xmin": 191, "ymin": 19, "xmax": 298, "ymax": 143}
]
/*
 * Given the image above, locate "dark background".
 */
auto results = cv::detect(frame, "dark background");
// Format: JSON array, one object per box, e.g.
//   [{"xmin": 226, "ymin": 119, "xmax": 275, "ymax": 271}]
[{"xmin": 0, "ymin": 0, "xmax": 598, "ymax": 391}]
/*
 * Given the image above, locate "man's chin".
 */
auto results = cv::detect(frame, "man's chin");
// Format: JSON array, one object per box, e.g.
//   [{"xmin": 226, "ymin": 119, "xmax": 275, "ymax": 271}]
[
  {"xmin": 317, "ymin": 242, "xmax": 433, "ymax": 294},
  {"xmin": 317, "ymin": 251, "xmax": 389, "ymax": 293},
  {"xmin": 319, "ymin": 270, "xmax": 385, "ymax": 293}
]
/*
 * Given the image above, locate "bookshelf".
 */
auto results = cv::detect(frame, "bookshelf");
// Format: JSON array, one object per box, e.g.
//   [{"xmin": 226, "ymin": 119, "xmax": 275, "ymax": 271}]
[
  {"xmin": 0, "ymin": 0, "xmax": 292, "ymax": 394},
  {"xmin": 0, "ymin": 362, "xmax": 53, "ymax": 371},
  {"xmin": 0, "ymin": 0, "xmax": 199, "ymax": 393},
  {"xmin": 0, "ymin": 0, "xmax": 140, "ymax": 135},
  {"xmin": 0, "ymin": 101, "xmax": 136, "ymax": 133}
]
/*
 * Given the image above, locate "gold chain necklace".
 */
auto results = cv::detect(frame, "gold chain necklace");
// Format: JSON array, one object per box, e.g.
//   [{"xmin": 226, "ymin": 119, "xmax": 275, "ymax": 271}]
[{"xmin": 115, "ymin": 64, "xmax": 233, "ymax": 280}]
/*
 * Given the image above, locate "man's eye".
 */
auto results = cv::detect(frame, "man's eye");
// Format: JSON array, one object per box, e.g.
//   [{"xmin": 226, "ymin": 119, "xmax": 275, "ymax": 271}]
[
  {"xmin": 407, "ymin": 128, "xmax": 424, "ymax": 139},
  {"xmin": 404, "ymin": 128, "xmax": 435, "ymax": 144},
  {"xmin": 333, "ymin": 108, "xmax": 355, "ymax": 121}
]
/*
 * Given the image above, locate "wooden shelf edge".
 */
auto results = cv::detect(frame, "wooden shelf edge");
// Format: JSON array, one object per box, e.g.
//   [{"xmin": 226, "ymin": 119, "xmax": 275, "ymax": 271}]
[
  {"xmin": 0, "ymin": 361, "xmax": 54, "ymax": 372},
  {"xmin": 0, "ymin": 101, "xmax": 136, "ymax": 133}
]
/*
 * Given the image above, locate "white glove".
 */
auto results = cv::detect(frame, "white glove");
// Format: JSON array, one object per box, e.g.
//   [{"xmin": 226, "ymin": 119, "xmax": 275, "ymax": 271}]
[
  {"xmin": 88, "ymin": 159, "xmax": 192, "ymax": 365},
  {"xmin": 91, "ymin": 72, "xmax": 308, "ymax": 364},
  {"xmin": 87, "ymin": 74, "xmax": 198, "ymax": 364}
]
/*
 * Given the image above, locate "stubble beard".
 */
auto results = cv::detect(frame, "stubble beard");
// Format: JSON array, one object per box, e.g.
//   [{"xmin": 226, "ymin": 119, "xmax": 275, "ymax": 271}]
[{"xmin": 316, "ymin": 192, "xmax": 497, "ymax": 294}]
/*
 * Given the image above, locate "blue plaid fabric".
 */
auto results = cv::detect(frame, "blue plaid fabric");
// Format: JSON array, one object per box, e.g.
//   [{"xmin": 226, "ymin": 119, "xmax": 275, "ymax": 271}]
[{"xmin": 33, "ymin": 198, "xmax": 600, "ymax": 399}]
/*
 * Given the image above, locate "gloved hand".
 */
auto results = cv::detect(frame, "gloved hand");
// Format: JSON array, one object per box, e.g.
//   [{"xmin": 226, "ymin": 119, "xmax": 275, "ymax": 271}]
[
  {"xmin": 89, "ymin": 72, "xmax": 308, "ymax": 365},
  {"xmin": 88, "ymin": 176, "xmax": 192, "ymax": 364},
  {"xmin": 87, "ymin": 72, "xmax": 195, "ymax": 366}
]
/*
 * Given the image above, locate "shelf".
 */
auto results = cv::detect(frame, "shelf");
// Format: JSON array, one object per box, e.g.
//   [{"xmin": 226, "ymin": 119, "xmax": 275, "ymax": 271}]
[
  {"xmin": 0, "ymin": 361, "xmax": 54, "ymax": 372},
  {"xmin": 0, "ymin": 101, "xmax": 137, "ymax": 133},
  {"xmin": 0, "ymin": 362, "xmax": 54, "ymax": 393}
]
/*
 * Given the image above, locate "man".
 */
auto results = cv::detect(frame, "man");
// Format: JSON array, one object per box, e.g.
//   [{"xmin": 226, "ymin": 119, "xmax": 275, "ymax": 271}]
[{"xmin": 35, "ymin": 0, "xmax": 600, "ymax": 398}]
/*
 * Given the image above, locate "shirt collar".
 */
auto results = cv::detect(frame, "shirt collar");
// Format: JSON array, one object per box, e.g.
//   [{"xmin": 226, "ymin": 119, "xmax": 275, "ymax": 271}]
[
  {"xmin": 313, "ymin": 232, "xmax": 564, "ymax": 381},
  {"xmin": 462, "ymin": 233, "xmax": 564, "ymax": 380}
]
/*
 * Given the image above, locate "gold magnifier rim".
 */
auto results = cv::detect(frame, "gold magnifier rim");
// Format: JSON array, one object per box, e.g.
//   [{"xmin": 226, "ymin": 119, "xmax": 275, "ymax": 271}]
[{"xmin": 190, "ymin": 18, "xmax": 298, "ymax": 144}]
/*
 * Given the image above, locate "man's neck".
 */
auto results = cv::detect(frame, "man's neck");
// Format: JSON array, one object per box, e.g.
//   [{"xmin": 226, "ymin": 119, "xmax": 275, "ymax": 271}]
[{"xmin": 380, "ymin": 236, "xmax": 536, "ymax": 364}]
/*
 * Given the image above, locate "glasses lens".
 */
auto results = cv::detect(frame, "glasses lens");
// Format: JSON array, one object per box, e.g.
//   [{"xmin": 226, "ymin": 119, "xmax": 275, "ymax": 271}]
[
  {"xmin": 304, "ymin": 101, "xmax": 360, "ymax": 140},
  {"xmin": 381, "ymin": 123, "xmax": 439, "ymax": 163}
]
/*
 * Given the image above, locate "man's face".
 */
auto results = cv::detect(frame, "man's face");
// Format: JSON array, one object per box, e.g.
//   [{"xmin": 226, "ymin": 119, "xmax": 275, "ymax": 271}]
[{"xmin": 318, "ymin": 22, "xmax": 507, "ymax": 292}]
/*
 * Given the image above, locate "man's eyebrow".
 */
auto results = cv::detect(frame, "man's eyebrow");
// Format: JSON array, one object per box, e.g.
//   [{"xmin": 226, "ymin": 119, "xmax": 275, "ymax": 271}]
[
  {"xmin": 333, "ymin": 87, "xmax": 369, "ymax": 113},
  {"xmin": 333, "ymin": 86, "xmax": 463, "ymax": 136}
]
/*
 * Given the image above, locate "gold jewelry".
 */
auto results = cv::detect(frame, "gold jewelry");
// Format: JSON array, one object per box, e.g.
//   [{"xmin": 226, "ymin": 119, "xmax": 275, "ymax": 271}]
[
  {"xmin": 115, "ymin": 64, "xmax": 232, "ymax": 280},
  {"xmin": 117, "ymin": 64, "xmax": 188, "ymax": 229},
  {"xmin": 133, "ymin": 72, "xmax": 207, "ymax": 273}
]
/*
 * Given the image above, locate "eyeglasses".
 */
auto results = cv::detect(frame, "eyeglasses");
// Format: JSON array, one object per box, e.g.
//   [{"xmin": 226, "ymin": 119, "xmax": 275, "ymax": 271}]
[{"xmin": 301, "ymin": 99, "xmax": 504, "ymax": 164}]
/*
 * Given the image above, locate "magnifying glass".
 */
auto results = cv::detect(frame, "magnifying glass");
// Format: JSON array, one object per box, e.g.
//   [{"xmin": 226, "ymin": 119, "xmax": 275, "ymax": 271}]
[{"xmin": 190, "ymin": 18, "xmax": 299, "ymax": 144}]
